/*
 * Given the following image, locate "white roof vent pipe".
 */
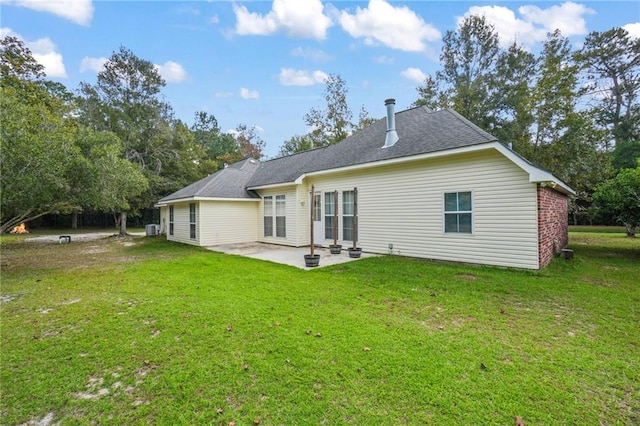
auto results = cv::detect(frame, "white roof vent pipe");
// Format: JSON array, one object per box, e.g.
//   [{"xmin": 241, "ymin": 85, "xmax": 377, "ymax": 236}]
[{"xmin": 383, "ymin": 98, "xmax": 399, "ymax": 148}]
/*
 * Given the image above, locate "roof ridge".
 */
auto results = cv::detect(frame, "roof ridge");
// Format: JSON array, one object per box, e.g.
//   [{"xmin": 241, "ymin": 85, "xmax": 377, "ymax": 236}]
[{"xmin": 444, "ymin": 109, "xmax": 497, "ymax": 141}]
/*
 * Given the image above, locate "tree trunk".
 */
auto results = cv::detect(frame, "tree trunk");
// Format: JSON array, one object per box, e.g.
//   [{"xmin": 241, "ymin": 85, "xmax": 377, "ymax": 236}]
[
  {"xmin": 625, "ymin": 224, "xmax": 636, "ymax": 238},
  {"xmin": 71, "ymin": 211, "xmax": 79, "ymax": 230},
  {"xmin": 119, "ymin": 211, "xmax": 128, "ymax": 235}
]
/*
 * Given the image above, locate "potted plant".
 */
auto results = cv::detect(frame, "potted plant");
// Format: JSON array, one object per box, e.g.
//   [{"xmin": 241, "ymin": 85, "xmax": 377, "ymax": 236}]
[
  {"xmin": 304, "ymin": 185, "xmax": 321, "ymax": 267},
  {"xmin": 328, "ymin": 190, "xmax": 342, "ymax": 254},
  {"xmin": 348, "ymin": 187, "xmax": 362, "ymax": 258}
]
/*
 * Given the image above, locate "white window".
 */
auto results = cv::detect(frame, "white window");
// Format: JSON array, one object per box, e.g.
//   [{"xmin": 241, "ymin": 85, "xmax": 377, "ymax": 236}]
[
  {"xmin": 263, "ymin": 195, "xmax": 286, "ymax": 238},
  {"xmin": 342, "ymin": 190, "xmax": 354, "ymax": 241},
  {"xmin": 189, "ymin": 203, "xmax": 196, "ymax": 239},
  {"xmin": 324, "ymin": 192, "xmax": 335, "ymax": 240},
  {"xmin": 276, "ymin": 195, "xmax": 286, "ymax": 238},
  {"xmin": 444, "ymin": 192, "xmax": 472, "ymax": 233},
  {"xmin": 263, "ymin": 196, "xmax": 273, "ymax": 237},
  {"xmin": 169, "ymin": 205, "xmax": 174, "ymax": 236},
  {"xmin": 313, "ymin": 194, "xmax": 321, "ymax": 222}
]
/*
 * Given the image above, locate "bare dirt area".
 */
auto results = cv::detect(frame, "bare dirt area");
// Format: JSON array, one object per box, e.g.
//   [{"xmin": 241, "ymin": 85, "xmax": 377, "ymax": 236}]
[{"xmin": 1, "ymin": 232, "xmax": 147, "ymax": 272}]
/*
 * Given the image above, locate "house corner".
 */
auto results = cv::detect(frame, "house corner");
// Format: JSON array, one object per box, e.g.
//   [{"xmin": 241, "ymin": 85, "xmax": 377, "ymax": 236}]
[{"xmin": 537, "ymin": 185, "xmax": 570, "ymax": 268}]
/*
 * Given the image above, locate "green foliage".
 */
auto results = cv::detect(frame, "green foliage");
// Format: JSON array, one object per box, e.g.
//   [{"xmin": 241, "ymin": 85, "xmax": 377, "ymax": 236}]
[
  {"xmin": 70, "ymin": 129, "xmax": 148, "ymax": 213},
  {"xmin": 576, "ymin": 27, "xmax": 640, "ymax": 148},
  {"xmin": 0, "ymin": 37, "xmax": 79, "ymax": 233},
  {"xmin": 304, "ymin": 74, "xmax": 353, "ymax": 147},
  {"xmin": 492, "ymin": 43, "xmax": 537, "ymax": 157},
  {"xmin": 591, "ymin": 166, "xmax": 640, "ymax": 236},
  {"xmin": 278, "ymin": 134, "xmax": 315, "ymax": 157},
  {"xmin": 1, "ymin": 232, "xmax": 638, "ymax": 424},
  {"xmin": 412, "ymin": 25, "xmax": 636, "ymax": 222},
  {"xmin": 233, "ymin": 123, "xmax": 265, "ymax": 160},
  {"xmin": 612, "ymin": 139, "xmax": 640, "ymax": 170},
  {"xmin": 439, "ymin": 15, "xmax": 501, "ymax": 129},
  {"xmin": 0, "ymin": 38, "xmax": 156, "ymax": 234},
  {"xmin": 77, "ymin": 46, "xmax": 207, "ymax": 231},
  {"xmin": 191, "ymin": 111, "xmax": 239, "ymax": 173},
  {"xmin": 279, "ymin": 74, "xmax": 373, "ymax": 156}
]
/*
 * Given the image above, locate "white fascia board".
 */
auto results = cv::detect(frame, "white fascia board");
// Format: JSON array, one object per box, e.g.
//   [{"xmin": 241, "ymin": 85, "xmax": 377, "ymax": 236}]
[
  {"xmin": 492, "ymin": 143, "xmax": 575, "ymax": 195},
  {"xmin": 155, "ymin": 196, "xmax": 260, "ymax": 206},
  {"xmin": 293, "ymin": 143, "xmax": 503, "ymax": 183},
  {"xmin": 247, "ymin": 182, "xmax": 298, "ymax": 191},
  {"xmin": 249, "ymin": 141, "xmax": 575, "ymax": 196}
]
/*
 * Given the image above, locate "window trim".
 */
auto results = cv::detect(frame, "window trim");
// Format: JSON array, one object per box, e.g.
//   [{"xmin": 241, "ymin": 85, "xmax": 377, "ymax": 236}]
[
  {"xmin": 342, "ymin": 190, "xmax": 354, "ymax": 242},
  {"xmin": 443, "ymin": 191, "xmax": 473, "ymax": 235},
  {"xmin": 263, "ymin": 194, "xmax": 286, "ymax": 239},
  {"xmin": 263, "ymin": 196, "xmax": 273, "ymax": 237},
  {"xmin": 189, "ymin": 203, "xmax": 197, "ymax": 239},
  {"xmin": 275, "ymin": 194, "xmax": 286, "ymax": 238},
  {"xmin": 324, "ymin": 192, "xmax": 335, "ymax": 240},
  {"xmin": 169, "ymin": 205, "xmax": 174, "ymax": 236}
]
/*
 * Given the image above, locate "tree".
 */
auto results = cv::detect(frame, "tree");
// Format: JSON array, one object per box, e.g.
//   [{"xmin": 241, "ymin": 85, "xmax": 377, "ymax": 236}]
[
  {"xmin": 612, "ymin": 140, "xmax": 640, "ymax": 170},
  {"xmin": 576, "ymin": 27, "xmax": 640, "ymax": 148},
  {"xmin": 492, "ymin": 42, "xmax": 537, "ymax": 158},
  {"xmin": 355, "ymin": 105, "xmax": 377, "ymax": 130},
  {"xmin": 233, "ymin": 124, "xmax": 265, "ymax": 160},
  {"xmin": 278, "ymin": 134, "xmax": 315, "ymax": 157},
  {"xmin": 191, "ymin": 111, "xmax": 239, "ymax": 172},
  {"xmin": 415, "ymin": 15, "xmax": 501, "ymax": 131},
  {"xmin": 278, "ymin": 74, "xmax": 371, "ymax": 156},
  {"xmin": 0, "ymin": 37, "xmax": 78, "ymax": 233},
  {"xmin": 77, "ymin": 46, "xmax": 202, "ymax": 234},
  {"xmin": 591, "ymin": 165, "xmax": 640, "ymax": 237},
  {"xmin": 68, "ymin": 129, "xmax": 147, "ymax": 228},
  {"xmin": 304, "ymin": 74, "xmax": 355, "ymax": 148}
]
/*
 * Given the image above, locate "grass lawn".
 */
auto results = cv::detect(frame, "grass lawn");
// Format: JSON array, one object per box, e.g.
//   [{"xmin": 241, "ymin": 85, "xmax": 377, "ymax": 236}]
[{"xmin": 1, "ymin": 229, "xmax": 639, "ymax": 425}]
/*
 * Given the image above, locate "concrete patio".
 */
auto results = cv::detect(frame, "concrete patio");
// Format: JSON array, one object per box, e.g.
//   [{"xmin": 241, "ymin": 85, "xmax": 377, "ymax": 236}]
[{"xmin": 205, "ymin": 242, "xmax": 377, "ymax": 270}]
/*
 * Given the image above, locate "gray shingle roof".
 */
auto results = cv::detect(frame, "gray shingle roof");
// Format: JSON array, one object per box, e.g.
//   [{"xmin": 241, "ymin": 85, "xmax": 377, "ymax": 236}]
[
  {"xmin": 247, "ymin": 107, "xmax": 497, "ymax": 188},
  {"xmin": 158, "ymin": 106, "xmax": 499, "ymax": 201},
  {"xmin": 158, "ymin": 158, "xmax": 261, "ymax": 202}
]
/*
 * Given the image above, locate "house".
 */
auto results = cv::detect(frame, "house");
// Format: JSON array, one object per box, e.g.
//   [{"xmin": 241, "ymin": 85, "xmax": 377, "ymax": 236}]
[{"xmin": 156, "ymin": 99, "xmax": 573, "ymax": 269}]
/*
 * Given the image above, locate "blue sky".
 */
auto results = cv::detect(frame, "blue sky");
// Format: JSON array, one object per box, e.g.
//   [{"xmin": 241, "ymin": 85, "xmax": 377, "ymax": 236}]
[{"xmin": 2, "ymin": 0, "xmax": 639, "ymax": 158}]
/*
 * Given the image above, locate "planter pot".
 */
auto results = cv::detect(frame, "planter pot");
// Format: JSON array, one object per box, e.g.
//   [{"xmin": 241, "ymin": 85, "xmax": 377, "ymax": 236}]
[
  {"xmin": 304, "ymin": 254, "xmax": 321, "ymax": 267},
  {"xmin": 329, "ymin": 244, "xmax": 342, "ymax": 254},
  {"xmin": 348, "ymin": 248, "xmax": 362, "ymax": 258}
]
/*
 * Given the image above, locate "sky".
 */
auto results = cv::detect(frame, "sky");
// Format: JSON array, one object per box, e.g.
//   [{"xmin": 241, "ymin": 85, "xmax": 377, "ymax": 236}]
[{"xmin": 1, "ymin": 0, "xmax": 639, "ymax": 158}]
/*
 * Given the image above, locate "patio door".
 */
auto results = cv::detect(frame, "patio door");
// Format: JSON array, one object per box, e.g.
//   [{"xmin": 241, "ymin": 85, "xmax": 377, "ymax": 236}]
[{"xmin": 313, "ymin": 192, "xmax": 323, "ymax": 246}]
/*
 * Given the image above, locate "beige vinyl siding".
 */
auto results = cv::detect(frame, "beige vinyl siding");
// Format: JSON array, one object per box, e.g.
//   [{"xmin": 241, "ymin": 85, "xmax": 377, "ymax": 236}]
[
  {"xmin": 198, "ymin": 200, "xmax": 259, "ymax": 246},
  {"xmin": 259, "ymin": 187, "xmax": 300, "ymax": 246},
  {"xmin": 166, "ymin": 202, "xmax": 199, "ymax": 246},
  {"xmin": 295, "ymin": 184, "xmax": 313, "ymax": 246},
  {"xmin": 303, "ymin": 149, "xmax": 539, "ymax": 269}
]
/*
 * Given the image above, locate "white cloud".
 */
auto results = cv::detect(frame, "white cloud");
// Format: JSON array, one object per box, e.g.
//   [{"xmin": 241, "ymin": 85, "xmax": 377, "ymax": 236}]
[
  {"xmin": 215, "ymin": 92, "xmax": 234, "ymax": 98},
  {"xmin": 338, "ymin": 0, "xmax": 440, "ymax": 52},
  {"xmin": 278, "ymin": 68, "xmax": 328, "ymax": 86},
  {"xmin": 1, "ymin": 27, "xmax": 67, "ymax": 78},
  {"xmin": 240, "ymin": 87, "xmax": 260, "ymax": 99},
  {"xmin": 79, "ymin": 56, "xmax": 107, "ymax": 73},
  {"xmin": 210, "ymin": 14, "xmax": 219, "ymax": 24},
  {"xmin": 234, "ymin": 0, "xmax": 333, "ymax": 40},
  {"xmin": 519, "ymin": 2, "xmax": 594, "ymax": 37},
  {"xmin": 623, "ymin": 22, "xmax": 640, "ymax": 39},
  {"xmin": 461, "ymin": 2, "xmax": 595, "ymax": 48},
  {"xmin": 401, "ymin": 67, "xmax": 427, "ymax": 83},
  {"xmin": 291, "ymin": 46, "xmax": 332, "ymax": 62},
  {"xmin": 1, "ymin": 0, "xmax": 94, "ymax": 26},
  {"xmin": 154, "ymin": 61, "xmax": 187, "ymax": 83},
  {"xmin": 374, "ymin": 55, "xmax": 394, "ymax": 64}
]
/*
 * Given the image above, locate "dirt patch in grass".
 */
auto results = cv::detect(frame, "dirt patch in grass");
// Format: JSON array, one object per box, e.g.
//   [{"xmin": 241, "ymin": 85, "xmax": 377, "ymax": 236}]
[
  {"xmin": 455, "ymin": 273, "xmax": 477, "ymax": 281},
  {"xmin": 1, "ymin": 234, "xmax": 146, "ymax": 273}
]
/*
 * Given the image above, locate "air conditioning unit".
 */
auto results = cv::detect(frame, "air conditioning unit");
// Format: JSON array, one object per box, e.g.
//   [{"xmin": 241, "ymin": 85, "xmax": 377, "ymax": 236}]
[{"xmin": 145, "ymin": 224, "xmax": 160, "ymax": 236}]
